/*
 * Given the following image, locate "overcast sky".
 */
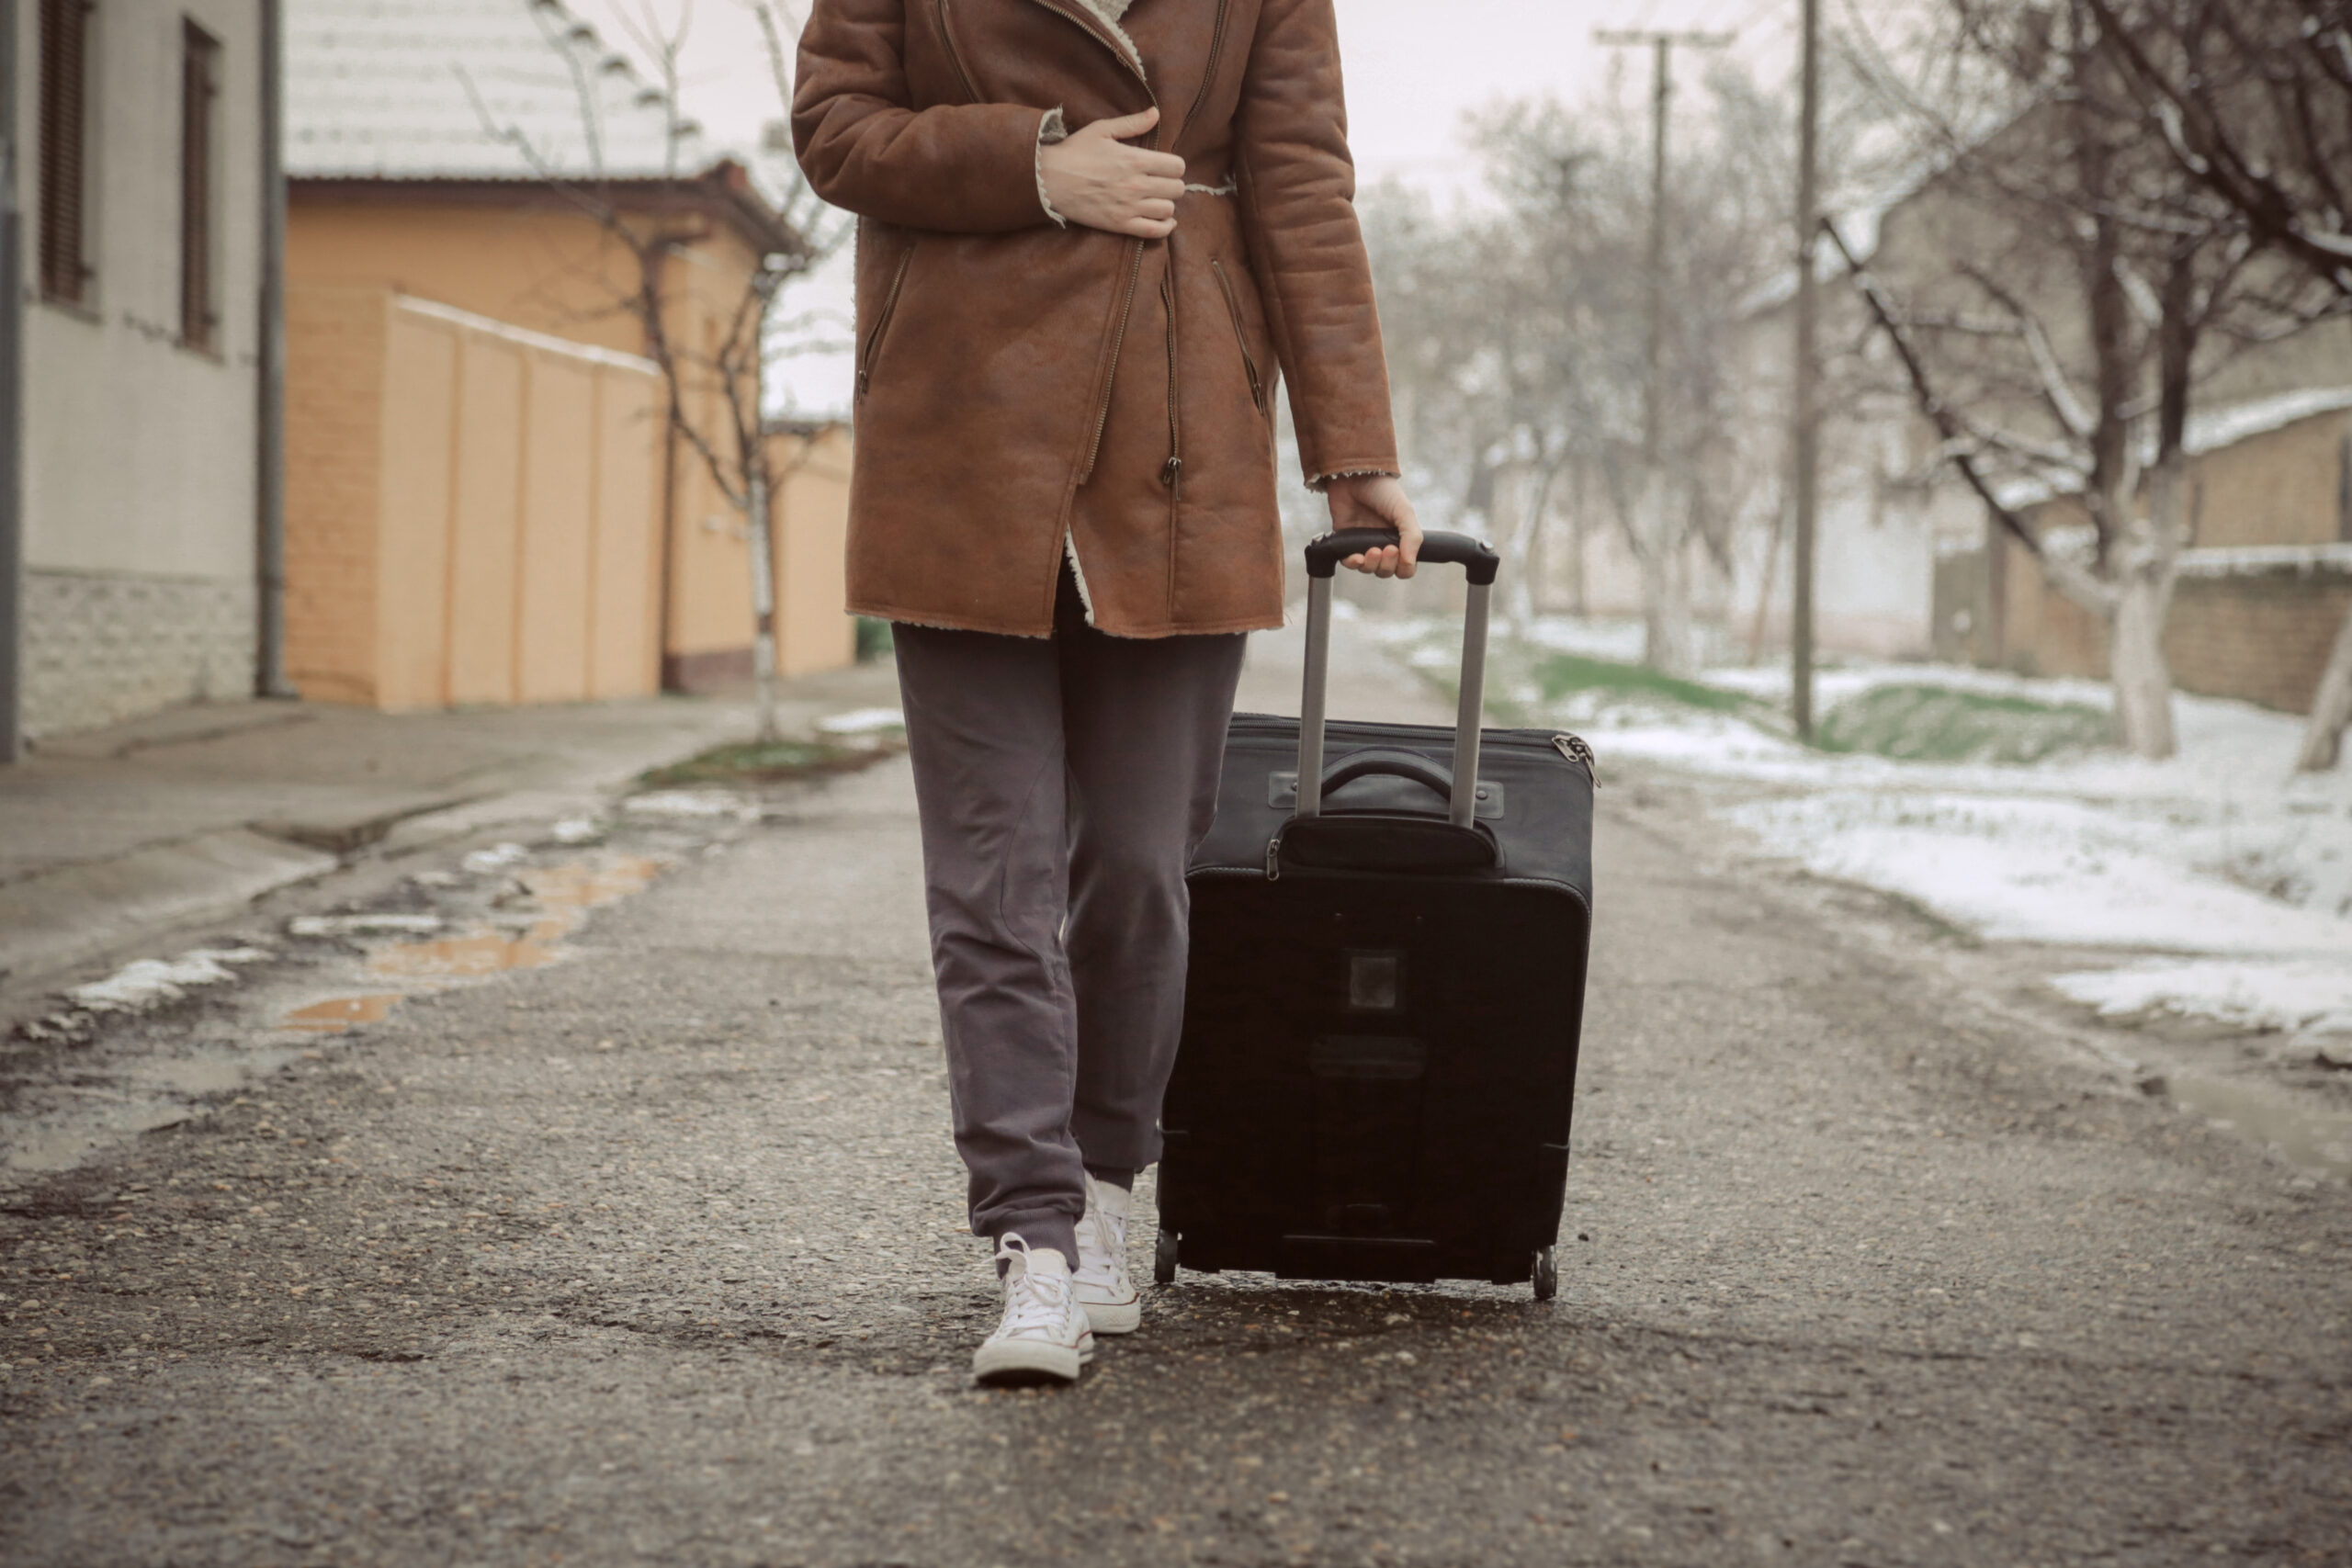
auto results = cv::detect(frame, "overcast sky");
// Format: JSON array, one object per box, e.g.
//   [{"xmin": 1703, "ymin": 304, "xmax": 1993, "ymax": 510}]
[{"xmin": 569, "ymin": 0, "xmax": 1809, "ymax": 412}]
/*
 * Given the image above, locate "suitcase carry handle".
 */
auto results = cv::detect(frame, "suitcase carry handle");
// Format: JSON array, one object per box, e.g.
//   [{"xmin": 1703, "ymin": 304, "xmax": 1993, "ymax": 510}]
[
  {"xmin": 1317, "ymin": 747, "xmax": 1456, "ymax": 804},
  {"xmin": 1295, "ymin": 528, "xmax": 1495, "ymax": 829}
]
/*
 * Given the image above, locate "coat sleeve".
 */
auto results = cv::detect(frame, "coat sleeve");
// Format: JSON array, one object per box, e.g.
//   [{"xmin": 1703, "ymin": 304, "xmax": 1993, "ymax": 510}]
[
  {"xmin": 792, "ymin": 0, "xmax": 1058, "ymax": 232},
  {"xmin": 1232, "ymin": 0, "xmax": 1401, "ymax": 490}
]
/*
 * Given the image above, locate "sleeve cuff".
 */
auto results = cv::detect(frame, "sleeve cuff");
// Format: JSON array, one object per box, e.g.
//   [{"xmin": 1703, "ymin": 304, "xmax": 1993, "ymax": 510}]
[
  {"xmin": 1305, "ymin": 466, "xmax": 1401, "ymax": 492},
  {"xmin": 1036, "ymin": 107, "xmax": 1070, "ymax": 228}
]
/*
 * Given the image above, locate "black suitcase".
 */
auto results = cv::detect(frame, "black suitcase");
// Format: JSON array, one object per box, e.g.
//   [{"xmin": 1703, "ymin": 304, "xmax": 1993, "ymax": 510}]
[{"xmin": 1155, "ymin": 528, "xmax": 1596, "ymax": 1301}]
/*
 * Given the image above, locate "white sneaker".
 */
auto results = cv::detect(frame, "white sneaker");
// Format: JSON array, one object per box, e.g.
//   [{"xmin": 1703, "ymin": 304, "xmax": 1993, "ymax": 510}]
[
  {"xmin": 971, "ymin": 1234, "xmax": 1094, "ymax": 1385},
  {"xmin": 1072, "ymin": 1172, "xmax": 1142, "ymax": 1335}
]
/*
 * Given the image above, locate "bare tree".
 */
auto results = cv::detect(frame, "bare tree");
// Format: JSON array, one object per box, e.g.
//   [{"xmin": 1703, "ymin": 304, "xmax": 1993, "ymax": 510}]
[
  {"xmin": 2064, "ymin": 0, "xmax": 2352, "ymax": 771},
  {"xmin": 1366, "ymin": 84, "xmax": 1786, "ymax": 671},
  {"xmin": 469, "ymin": 0, "xmax": 847, "ymax": 739},
  {"xmin": 1839, "ymin": 0, "xmax": 2344, "ymax": 758}
]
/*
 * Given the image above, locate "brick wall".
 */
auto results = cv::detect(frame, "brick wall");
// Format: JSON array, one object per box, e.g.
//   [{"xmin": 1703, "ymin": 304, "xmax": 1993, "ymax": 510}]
[
  {"xmin": 21, "ymin": 571, "xmax": 255, "ymax": 739},
  {"xmin": 2166, "ymin": 570, "xmax": 2352, "ymax": 715},
  {"xmin": 1990, "ymin": 543, "xmax": 2352, "ymax": 714}
]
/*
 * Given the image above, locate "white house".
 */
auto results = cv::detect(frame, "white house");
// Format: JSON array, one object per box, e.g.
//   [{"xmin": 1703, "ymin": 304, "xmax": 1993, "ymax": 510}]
[{"xmin": 6, "ymin": 0, "xmax": 269, "ymax": 749}]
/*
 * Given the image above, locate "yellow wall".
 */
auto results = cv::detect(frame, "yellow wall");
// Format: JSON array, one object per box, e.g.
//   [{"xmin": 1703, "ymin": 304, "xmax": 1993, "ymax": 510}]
[
  {"xmin": 767, "ymin": 425, "xmax": 857, "ymax": 678},
  {"xmin": 286, "ymin": 288, "xmax": 664, "ymax": 709},
  {"xmin": 288, "ymin": 193, "xmax": 855, "ymax": 686}
]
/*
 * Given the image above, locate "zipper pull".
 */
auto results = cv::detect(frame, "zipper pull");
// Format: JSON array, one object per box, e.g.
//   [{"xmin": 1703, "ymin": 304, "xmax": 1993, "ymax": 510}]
[
  {"xmin": 855, "ymin": 369, "xmax": 870, "ymax": 397},
  {"xmin": 1552, "ymin": 733, "xmax": 1599, "ymax": 786},
  {"xmin": 1161, "ymin": 455, "xmax": 1183, "ymax": 488},
  {"xmin": 1265, "ymin": 835, "xmax": 1283, "ymax": 882}
]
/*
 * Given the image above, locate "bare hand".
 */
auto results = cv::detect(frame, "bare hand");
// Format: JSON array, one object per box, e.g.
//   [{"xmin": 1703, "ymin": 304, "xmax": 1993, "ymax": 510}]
[
  {"xmin": 1040, "ymin": 107, "xmax": 1186, "ymax": 239},
  {"xmin": 1326, "ymin": 474, "xmax": 1422, "ymax": 579}
]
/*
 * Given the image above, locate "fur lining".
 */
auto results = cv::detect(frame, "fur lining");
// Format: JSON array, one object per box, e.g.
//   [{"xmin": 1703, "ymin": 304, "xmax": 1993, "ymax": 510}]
[
  {"xmin": 1069, "ymin": 0, "xmax": 1143, "ymax": 73},
  {"xmin": 1064, "ymin": 531, "xmax": 1099, "ymax": 626},
  {"xmin": 1306, "ymin": 467, "xmax": 1402, "ymax": 492},
  {"xmin": 1036, "ymin": 107, "xmax": 1070, "ymax": 227},
  {"xmin": 1184, "ymin": 177, "xmax": 1237, "ymax": 196}
]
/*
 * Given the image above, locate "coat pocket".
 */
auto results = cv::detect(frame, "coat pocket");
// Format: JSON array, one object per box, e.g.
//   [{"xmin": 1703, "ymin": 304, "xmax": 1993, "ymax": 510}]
[
  {"xmin": 1212, "ymin": 258, "xmax": 1267, "ymax": 415},
  {"xmin": 855, "ymin": 243, "xmax": 918, "ymax": 400}
]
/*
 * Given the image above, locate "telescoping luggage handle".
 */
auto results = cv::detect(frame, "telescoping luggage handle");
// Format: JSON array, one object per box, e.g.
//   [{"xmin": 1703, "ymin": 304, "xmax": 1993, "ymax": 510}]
[{"xmin": 1296, "ymin": 529, "xmax": 1501, "ymax": 829}]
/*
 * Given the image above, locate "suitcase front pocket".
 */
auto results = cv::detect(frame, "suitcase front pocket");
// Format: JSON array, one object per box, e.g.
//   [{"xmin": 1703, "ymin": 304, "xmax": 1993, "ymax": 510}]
[{"xmin": 1308, "ymin": 1034, "xmax": 1426, "ymax": 1235}]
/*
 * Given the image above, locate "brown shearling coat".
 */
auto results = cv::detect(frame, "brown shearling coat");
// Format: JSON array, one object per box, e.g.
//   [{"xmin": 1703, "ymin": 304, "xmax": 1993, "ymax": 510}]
[{"xmin": 792, "ymin": 0, "xmax": 1400, "ymax": 637}]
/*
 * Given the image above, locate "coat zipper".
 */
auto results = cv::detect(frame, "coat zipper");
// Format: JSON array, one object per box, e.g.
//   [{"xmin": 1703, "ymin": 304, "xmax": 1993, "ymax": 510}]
[
  {"xmin": 1080, "ymin": 243, "xmax": 1148, "ymax": 481},
  {"xmin": 1212, "ymin": 258, "xmax": 1265, "ymax": 413},
  {"xmin": 855, "ymin": 245, "xmax": 916, "ymax": 400},
  {"xmin": 1178, "ymin": 0, "xmax": 1233, "ymax": 143},
  {"xmin": 1160, "ymin": 260, "xmax": 1182, "ymax": 495},
  {"xmin": 1552, "ymin": 732, "xmax": 1599, "ymax": 786},
  {"xmin": 1033, "ymin": 0, "xmax": 1155, "ymax": 486},
  {"xmin": 935, "ymin": 0, "xmax": 982, "ymax": 103}
]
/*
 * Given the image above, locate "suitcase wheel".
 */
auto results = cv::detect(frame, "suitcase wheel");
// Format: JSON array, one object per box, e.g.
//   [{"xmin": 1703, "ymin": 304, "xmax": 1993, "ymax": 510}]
[
  {"xmin": 1532, "ymin": 1246, "xmax": 1558, "ymax": 1303},
  {"xmin": 1153, "ymin": 1227, "xmax": 1180, "ymax": 1286}
]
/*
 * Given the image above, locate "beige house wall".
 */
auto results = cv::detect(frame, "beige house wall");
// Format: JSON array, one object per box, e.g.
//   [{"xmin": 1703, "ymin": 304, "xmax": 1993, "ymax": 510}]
[
  {"xmin": 17, "ymin": 0, "xmax": 266, "ymax": 738},
  {"xmin": 287, "ymin": 195, "xmax": 853, "ymax": 688},
  {"xmin": 286, "ymin": 289, "xmax": 664, "ymax": 709},
  {"xmin": 767, "ymin": 426, "xmax": 856, "ymax": 679}
]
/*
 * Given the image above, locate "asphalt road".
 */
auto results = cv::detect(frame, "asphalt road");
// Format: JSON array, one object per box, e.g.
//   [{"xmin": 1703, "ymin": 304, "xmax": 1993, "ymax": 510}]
[{"xmin": 3, "ymin": 642, "xmax": 2347, "ymax": 1567}]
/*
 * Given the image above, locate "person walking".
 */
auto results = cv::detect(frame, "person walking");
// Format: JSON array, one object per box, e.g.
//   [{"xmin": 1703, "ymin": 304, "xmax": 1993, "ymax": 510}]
[{"xmin": 793, "ymin": 0, "xmax": 1419, "ymax": 1384}]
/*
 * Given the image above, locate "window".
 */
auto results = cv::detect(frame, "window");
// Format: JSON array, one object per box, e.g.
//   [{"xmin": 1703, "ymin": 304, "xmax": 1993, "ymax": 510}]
[
  {"xmin": 180, "ymin": 19, "xmax": 220, "ymax": 351},
  {"xmin": 38, "ymin": 0, "xmax": 95, "ymax": 306}
]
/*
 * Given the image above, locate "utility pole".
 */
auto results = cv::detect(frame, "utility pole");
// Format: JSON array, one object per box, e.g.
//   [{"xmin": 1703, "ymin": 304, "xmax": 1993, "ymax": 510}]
[
  {"xmin": 1595, "ymin": 27, "xmax": 1730, "ymax": 674},
  {"xmin": 1791, "ymin": 0, "xmax": 1823, "ymax": 740},
  {"xmin": 1594, "ymin": 28, "xmax": 1733, "ymax": 467},
  {"xmin": 0, "ymin": 0, "xmax": 23, "ymax": 761}
]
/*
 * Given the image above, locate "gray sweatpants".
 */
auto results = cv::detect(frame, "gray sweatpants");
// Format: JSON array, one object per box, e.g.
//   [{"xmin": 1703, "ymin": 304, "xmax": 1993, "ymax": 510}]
[{"xmin": 892, "ymin": 571, "xmax": 1247, "ymax": 1269}]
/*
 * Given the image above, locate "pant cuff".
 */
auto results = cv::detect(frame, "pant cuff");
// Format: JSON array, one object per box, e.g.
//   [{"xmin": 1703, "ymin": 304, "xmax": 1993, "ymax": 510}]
[{"xmin": 988, "ymin": 1211, "xmax": 1080, "ymax": 1274}]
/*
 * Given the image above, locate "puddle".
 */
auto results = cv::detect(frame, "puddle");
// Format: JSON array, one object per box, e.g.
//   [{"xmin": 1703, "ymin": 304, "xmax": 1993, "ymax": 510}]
[
  {"xmin": 2164, "ymin": 1071, "xmax": 2352, "ymax": 1181},
  {"xmin": 280, "ymin": 994, "xmax": 405, "ymax": 1032},
  {"xmin": 5, "ymin": 852, "xmax": 670, "ymax": 1183},
  {"xmin": 277, "ymin": 854, "xmax": 664, "ymax": 1030},
  {"xmin": 366, "ymin": 924, "xmax": 568, "ymax": 980}
]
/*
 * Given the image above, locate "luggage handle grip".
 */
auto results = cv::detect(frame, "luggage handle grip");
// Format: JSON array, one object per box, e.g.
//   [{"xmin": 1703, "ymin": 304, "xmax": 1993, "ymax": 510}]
[
  {"xmin": 1295, "ymin": 532, "xmax": 1495, "ymax": 829},
  {"xmin": 1318, "ymin": 749, "xmax": 1454, "ymax": 802},
  {"xmin": 1305, "ymin": 528, "xmax": 1501, "ymax": 586}
]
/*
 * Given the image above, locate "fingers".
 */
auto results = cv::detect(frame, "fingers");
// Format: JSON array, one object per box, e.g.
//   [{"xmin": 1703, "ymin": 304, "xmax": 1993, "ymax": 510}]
[
  {"xmin": 1088, "ymin": 107, "xmax": 1160, "ymax": 141},
  {"xmin": 1136, "ymin": 149, "xmax": 1189, "ymax": 179},
  {"xmin": 1120, "ymin": 215, "xmax": 1180, "ymax": 239}
]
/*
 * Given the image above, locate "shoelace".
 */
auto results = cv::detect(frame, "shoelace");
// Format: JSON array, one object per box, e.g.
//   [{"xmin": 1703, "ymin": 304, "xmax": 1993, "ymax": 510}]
[
  {"xmin": 1077, "ymin": 1203, "xmax": 1128, "ymax": 1288},
  {"xmin": 994, "ymin": 1235, "xmax": 1077, "ymax": 1340},
  {"xmin": 1073, "ymin": 1180, "xmax": 1129, "ymax": 1289}
]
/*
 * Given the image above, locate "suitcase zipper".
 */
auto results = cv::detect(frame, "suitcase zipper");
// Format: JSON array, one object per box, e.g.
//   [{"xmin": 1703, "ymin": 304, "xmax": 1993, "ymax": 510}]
[
  {"xmin": 1552, "ymin": 732, "xmax": 1599, "ymax": 785},
  {"xmin": 1265, "ymin": 834, "xmax": 1282, "ymax": 882}
]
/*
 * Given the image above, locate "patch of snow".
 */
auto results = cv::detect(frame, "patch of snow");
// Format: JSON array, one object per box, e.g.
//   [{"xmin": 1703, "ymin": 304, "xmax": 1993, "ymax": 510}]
[
  {"xmin": 2052, "ymin": 960, "xmax": 2352, "ymax": 1036},
  {"xmin": 69, "ymin": 948, "xmax": 273, "ymax": 1013},
  {"xmin": 2183, "ymin": 386, "xmax": 2352, "ymax": 457},
  {"xmin": 1451, "ymin": 616, "xmax": 2352, "ymax": 1034},
  {"xmin": 461, "ymin": 842, "xmax": 530, "ymax": 874},
  {"xmin": 549, "ymin": 818, "xmax": 603, "ymax": 845},
  {"xmin": 2174, "ymin": 543, "xmax": 2352, "ymax": 579},
  {"xmin": 624, "ymin": 790, "xmax": 751, "ymax": 819},
  {"xmin": 814, "ymin": 707, "xmax": 906, "ymax": 736},
  {"xmin": 287, "ymin": 915, "xmax": 445, "ymax": 939}
]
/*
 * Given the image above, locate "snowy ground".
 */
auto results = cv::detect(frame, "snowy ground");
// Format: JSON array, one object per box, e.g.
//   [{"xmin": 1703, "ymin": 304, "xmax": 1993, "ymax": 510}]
[{"xmin": 1383, "ymin": 615, "xmax": 2352, "ymax": 1040}]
